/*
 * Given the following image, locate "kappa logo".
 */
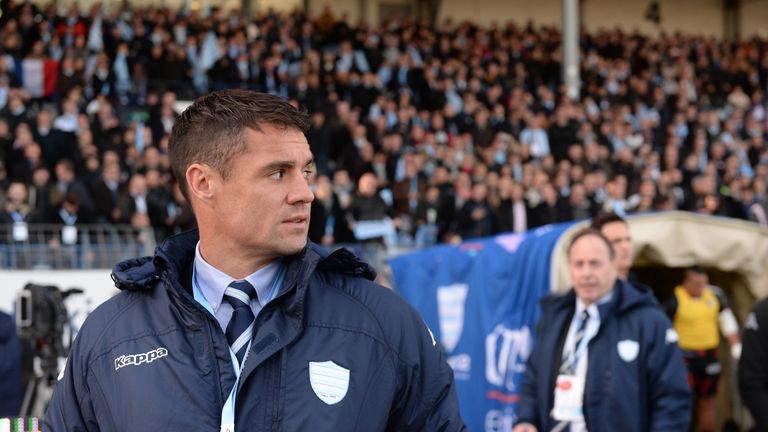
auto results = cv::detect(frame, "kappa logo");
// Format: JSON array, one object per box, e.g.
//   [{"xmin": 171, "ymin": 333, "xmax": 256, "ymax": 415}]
[{"xmin": 115, "ymin": 347, "xmax": 168, "ymax": 370}]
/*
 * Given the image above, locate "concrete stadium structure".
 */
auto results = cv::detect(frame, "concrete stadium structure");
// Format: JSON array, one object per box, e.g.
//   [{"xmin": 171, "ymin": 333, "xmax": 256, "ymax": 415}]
[{"xmin": 32, "ymin": 0, "xmax": 768, "ymax": 38}]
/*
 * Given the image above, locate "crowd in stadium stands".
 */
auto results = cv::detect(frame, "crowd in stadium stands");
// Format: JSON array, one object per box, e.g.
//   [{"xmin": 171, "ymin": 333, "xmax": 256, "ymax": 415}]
[{"xmin": 1, "ymin": 1, "xmax": 768, "ymax": 248}]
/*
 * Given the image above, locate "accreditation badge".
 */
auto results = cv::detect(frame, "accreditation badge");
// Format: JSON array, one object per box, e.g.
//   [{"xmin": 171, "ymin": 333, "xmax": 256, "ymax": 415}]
[
  {"xmin": 12, "ymin": 222, "xmax": 29, "ymax": 242},
  {"xmin": 552, "ymin": 374, "xmax": 585, "ymax": 422},
  {"xmin": 62, "ymin": 225, "xmax": 78, "ymax": 245}
]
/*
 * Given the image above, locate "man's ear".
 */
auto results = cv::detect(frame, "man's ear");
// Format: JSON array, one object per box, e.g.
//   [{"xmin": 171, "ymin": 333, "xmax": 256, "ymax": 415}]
[{"xmin": 186, "ymin": 163, "xmax": 217, "ymax": 207}]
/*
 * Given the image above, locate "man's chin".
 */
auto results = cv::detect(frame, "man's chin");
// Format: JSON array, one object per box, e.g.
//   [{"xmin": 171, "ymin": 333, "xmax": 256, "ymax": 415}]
[
  {"xmin": 575, "ymin": 288, "xmax": 597, "ymax": 302},
  {"xmin": 282, "ymin": 237, "xmax": 308, "ymax": 256}
]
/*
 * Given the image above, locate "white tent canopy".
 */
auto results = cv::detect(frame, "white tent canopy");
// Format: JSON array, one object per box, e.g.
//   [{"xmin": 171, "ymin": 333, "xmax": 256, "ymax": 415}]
[{"xmin": 551, "ymin": 211, "xmax": 768, "ymax": 300}]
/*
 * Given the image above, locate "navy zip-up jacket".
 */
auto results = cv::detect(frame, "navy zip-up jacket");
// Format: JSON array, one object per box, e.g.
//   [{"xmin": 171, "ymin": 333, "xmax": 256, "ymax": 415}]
[
  {"xmin": 44, "ymin": 231, "xmax": 466, "ymax": 431},
  {"xmin": 515, "ymin": 280, "xmax": 691, "ymax": 431}
]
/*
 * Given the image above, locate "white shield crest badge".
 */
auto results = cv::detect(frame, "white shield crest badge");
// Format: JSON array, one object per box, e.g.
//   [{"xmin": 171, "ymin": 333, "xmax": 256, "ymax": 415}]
[
  {"xmin": 437, "ymin": 283, "xmax": 469, "ymax": 353},
  {"xmin": 309, "ymin": 361, "xmax": 350, "ymax": 405},
  {"xmin": 617, "ymin": 340, "xmax": 639, "ymax": 362}
]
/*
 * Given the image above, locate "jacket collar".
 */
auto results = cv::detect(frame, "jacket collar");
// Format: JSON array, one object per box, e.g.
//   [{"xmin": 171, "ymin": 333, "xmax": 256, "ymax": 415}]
[{"xmin": 111, "ymin": 230, "xmax": 377, "ymax": 295}]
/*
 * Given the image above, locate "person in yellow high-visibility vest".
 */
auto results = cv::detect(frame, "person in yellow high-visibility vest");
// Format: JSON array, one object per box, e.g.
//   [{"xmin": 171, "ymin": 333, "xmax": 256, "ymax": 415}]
[{"xmin": 663, "ymin": 266, "xmax": 741, "ymax": 432}]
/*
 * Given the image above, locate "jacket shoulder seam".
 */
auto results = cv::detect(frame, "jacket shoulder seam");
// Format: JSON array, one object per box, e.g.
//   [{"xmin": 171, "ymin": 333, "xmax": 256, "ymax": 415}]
[
  {"xmin": 317, "ymin": 274, "xmax": 420, "ymax": 368},
  {"xmin": 85, "ymin": 293, "xmax": 145, "ymax": 355},
  {"xmin": 304, "ymin": 321, "xmax": 393, "ymax": 352}
]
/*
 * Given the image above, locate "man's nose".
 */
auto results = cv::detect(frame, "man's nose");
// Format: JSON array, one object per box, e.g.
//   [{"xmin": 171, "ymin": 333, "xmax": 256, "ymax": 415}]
[{"xmin": 288, "ymin": 174, "xmax": 315, "ymax": 205}]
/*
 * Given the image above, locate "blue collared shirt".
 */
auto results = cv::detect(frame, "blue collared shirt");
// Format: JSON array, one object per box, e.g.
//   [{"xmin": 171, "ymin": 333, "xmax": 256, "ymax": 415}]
[
  {"xmin": 561, "ymin": 289, "xmax": 614, "ymax": 432},
  {"xmin": 193, "ymin": 241, "xmax": 282, "ymax": 332}
]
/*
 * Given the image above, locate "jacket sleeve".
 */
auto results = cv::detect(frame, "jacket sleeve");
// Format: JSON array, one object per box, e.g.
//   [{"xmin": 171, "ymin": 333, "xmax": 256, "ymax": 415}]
[
  {"xmin": 389, "ymin": 308, "xmax": 467, "ymax": 432},
  {"xmin": 739, "ymin": 299, "xmax": 768, "ymax": 430},
  {"xmin": 645, "ymin": 310, "xmax": 692, "ymax": 431},
  {"xmin": 43, "ymin": 329, "xmax": 100, "ymax": 431}
]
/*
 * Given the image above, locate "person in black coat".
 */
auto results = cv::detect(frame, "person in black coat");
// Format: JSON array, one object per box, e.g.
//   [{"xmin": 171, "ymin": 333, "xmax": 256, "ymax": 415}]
[
  {"xmin": 0, "ymin": 181, "xmax": 40, "ymax": 225},
  {"xmin": 89, "ymin": 162, "xmax": 122, "ymax": 223},
  {"xmin": 51, "ymin": 158, "xmax": 94, "ymax": 215},
  {"xmin": 457, "ymin": 183, "xmax": 494, "ymax": 240},
  {"xmin": 348, "ymin": 172, "xmax": 391, "ymax": 223},
  {"xmin": 43, "ymin": 191, "xmax": 92, "ymax": 226},
  {"xmin": 530, "ymin": 182, "xmax": 560, "ymax": 228},
  {"xmin": 34, "ymin": 109, "xmax": 77, "ymax": 172},
  {"xmin": 308, "ymin": 175, "xmax": 339, "ymax": 245},
  {"xmin": 739, "ymin": 297, "xmax": 768, "ymax": 431},
  {"xmin": 493, "ymin": 178, "xmax": 531, "ymax": 234}
]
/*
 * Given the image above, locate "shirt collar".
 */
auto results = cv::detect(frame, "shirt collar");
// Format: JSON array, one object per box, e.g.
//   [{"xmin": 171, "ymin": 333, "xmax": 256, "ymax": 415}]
[{"xmin": 194, "ymin": 241, "xmax": 282, "ymax": 311}]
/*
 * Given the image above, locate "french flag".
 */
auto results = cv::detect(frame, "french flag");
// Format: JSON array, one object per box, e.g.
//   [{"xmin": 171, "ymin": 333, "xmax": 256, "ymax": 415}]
[{"xmin": 21, "ymin": 59, "xmax": 60, "ymax": 98}]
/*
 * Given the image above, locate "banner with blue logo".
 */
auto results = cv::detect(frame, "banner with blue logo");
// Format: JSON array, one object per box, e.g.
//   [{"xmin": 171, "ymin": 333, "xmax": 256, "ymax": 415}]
[{"xmin": 390, "ymin": 223, "xmax": 574, "ymax": 432}]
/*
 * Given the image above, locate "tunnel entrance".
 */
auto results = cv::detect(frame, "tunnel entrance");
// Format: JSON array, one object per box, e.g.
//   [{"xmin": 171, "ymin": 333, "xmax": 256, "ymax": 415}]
[{"xmin": 633, "ymin": 264, "xmax": 755, "ymax": 430}]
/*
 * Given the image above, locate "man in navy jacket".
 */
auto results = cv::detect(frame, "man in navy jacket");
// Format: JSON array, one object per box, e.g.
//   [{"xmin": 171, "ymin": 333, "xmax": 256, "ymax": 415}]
[
  {"xmin": 514, "ymin": 228, "xmax": 691, "ymax": 432},
  {"xmin": 44, "ymin": 90, "xmax": 465, "ymax": 431}
]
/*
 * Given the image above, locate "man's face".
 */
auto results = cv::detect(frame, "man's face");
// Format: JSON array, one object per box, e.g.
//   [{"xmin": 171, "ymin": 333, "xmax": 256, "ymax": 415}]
[
  {"xmin": 55, "ymin": 164, "xmax": 74, "ymax": 183},
  {"xmin": 569, "ymin": 234, "xmax": 618, "ymax": 305},
  {"xmin": 600, "ymin": 221, "xmax": 633, "ymax": 276},
  {"xmin": 210, "ymin": 126, "xmax": 315, "ymax": 260},
  {"xmin": 683, "ymin": 272, "xmax": 708, "ymax": 297},
  {"xmin": 7, "ymin": 183, "xmax": 27, "ymax": 206}
]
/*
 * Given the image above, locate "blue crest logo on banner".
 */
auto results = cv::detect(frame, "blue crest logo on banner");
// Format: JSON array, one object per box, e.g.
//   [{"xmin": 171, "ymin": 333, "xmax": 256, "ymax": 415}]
[{"xmin": 390, "ymin": 223, "xmax": 574, "ymax": 431}]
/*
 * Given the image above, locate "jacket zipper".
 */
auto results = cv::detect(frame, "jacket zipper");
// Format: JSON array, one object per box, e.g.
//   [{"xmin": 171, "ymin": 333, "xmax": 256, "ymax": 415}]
[{"xmin": 162, "ymin": 271, "xmax": 229, "ymax": 414}]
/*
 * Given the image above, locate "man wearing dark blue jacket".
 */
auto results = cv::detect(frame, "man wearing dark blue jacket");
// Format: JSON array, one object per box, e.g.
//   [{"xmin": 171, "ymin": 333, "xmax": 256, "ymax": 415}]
[
  {"xmin": 513, "ymin": 228, "xmax": 691, "ymax": 432},
  {"xmin": 44, "ymin": 90, "xmax": 465, "ymax": 431}
]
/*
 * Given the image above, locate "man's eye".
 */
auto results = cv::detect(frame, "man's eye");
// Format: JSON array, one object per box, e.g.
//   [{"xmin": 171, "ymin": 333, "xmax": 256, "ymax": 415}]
[{"xmin": 269, "ymin": 171, "xmax": 285, "ymax": 180}]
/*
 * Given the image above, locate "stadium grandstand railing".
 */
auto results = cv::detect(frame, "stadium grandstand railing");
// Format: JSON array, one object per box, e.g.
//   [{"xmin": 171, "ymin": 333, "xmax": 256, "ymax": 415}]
[{"xmin": 0, "ymin": 224, "xmax": 155, "ymax": 270}]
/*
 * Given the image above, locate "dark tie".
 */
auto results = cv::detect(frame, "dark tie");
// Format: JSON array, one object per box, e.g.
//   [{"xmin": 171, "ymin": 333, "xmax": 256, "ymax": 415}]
[
  {"xmin": 552, "ymin": 309, "xmax": 591, "ymax": 432},
  {"xmin": 223, "ymin": 280, "xmax": 257, "ymax": 365},
  {"xmin": 559, "ymin": 309, "xmax": 590, "ymax": 374}
]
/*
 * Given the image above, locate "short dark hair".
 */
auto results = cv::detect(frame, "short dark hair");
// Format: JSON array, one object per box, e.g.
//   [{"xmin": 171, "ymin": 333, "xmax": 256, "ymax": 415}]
[
  {"xmin": 591, "ymin": 211, "xmax": 627, "ymax": 232},
  {"xmin": 56, "ymin": 158, "xmax": 75, "ymax": 173},
  {"xmin": 685, "ymin": 265, "xmax": 707, "ymax": 278},
  {"xmin": 169, "ymin": 89, "xmax": 310, "ymax": 199},
  {"xmin": 62, "ymin": 191, "xmax": 81, "ymax": 207},
  {"xmin": 567, "ymin": 227, "xmax": 615, "ymax": 259}
]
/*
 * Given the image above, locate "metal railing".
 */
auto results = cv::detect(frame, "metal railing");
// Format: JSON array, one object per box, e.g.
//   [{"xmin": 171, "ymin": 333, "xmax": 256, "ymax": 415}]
[
  {"xmin": 0, "ymin": 224, "xmax": 156, "ymax": 270},
  {"xmin": 0, "ymin": 222, "xmax": 420, "ymax": 277}
]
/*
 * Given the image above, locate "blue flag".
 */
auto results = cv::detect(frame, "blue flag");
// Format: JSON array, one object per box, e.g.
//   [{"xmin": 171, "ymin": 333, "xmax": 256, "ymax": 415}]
[{"xmin": 390, "ymin": 223, "xmax": 574, "ymax": 431}]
